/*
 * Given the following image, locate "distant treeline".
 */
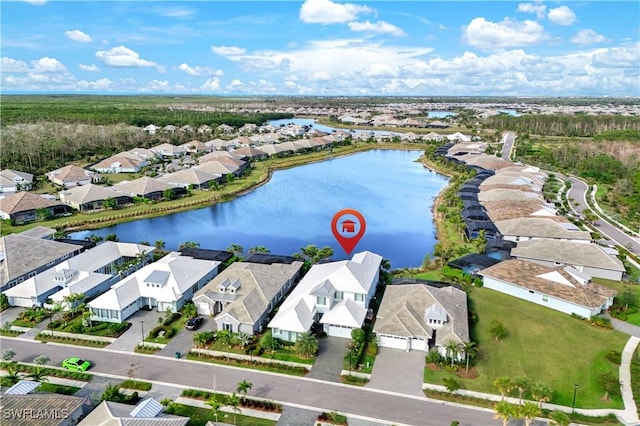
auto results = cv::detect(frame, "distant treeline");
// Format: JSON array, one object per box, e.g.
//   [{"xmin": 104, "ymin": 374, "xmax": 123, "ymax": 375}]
[
  {"xmin": 483, "ymin": 114, "xmax": 640, "ymax": 137},
  {"xmin": 1, "ymin": 102, "xmax": 292, "ymax": 127}
]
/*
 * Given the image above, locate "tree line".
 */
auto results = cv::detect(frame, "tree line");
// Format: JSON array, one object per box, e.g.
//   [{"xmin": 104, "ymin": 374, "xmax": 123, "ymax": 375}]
[{"xmin": 483, "ymin": 114, "xmax": 640, "ymax": 137}]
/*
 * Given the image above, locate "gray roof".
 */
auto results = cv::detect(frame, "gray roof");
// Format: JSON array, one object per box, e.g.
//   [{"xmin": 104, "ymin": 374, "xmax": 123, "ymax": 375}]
[
  {"xmin": 80, "ymin": 400, "xmax": 188, "ymax": 426},
  {"xmin": 4, "ymin": 380, "xmax": 41, "ymax": 395},
  {"xmin": 59, "ymin": 184, "xmax": 124, "ymax": 206},
  {"xmin": 130, "ymin": 399, "xmax": 163, "ymax": 418},
  {"xmin": 1, "ymin": 394, "xmax": 90, "ymax": 426},
  {"xmin": 144, "ymin": 270, "xmax": 170, "ymax": 285},
  {"xmin": 495, "ymin": 218, "xmax": 592, "ymax": 241},
  {"xmin": 511, "ymin": 240, "xmax": 625, "ymax": 272},
  {"xmin": 194, "ymin": 261, "xmax": 303, "ymax": 327},
  {"xmin": 19, "ymin": 226, "xmax": 56, "ymax": 239},
  {"xmin": 0, "ymin": 234, "xmax": 81, "ymax": 286},
  {"xmin": 374, "ymin": 283, "xmax": 469, "ymax": 345},
  {"xmin": 114, "ymin": 177, "xmax": 177, "ymax": 197}
]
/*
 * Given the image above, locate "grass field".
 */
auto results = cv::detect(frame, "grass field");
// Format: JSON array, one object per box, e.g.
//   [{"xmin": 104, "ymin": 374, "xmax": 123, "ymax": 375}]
[
  {"xmin": 592, "ymin": 278, "xmax": 640, "ymax": 326},
  {"xmin": 165, "ymin": 403, "xmax": 276, "ymax": 426},
  {"xmin": 424, "ymin": 287, "xmax": 628, "ymax": 409}
]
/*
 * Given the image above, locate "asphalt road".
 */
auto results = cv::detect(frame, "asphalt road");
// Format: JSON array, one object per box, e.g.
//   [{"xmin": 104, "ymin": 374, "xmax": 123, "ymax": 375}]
[
  {"xmin": 567, "ymin": 176, "xmax": 639, "ymax": 256},
  {"xmin": 501, "ymin": 132, "xmax": 516, "ymax": 160},
  {"xmin": 2, "ymin": 338, "xmax": 500, "ymax": 426}
]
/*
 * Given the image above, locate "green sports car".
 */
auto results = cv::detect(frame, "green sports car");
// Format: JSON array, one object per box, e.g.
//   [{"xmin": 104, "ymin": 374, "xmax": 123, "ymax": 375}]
[{"xmin": 62, "ymin": 357, "xmax": 91, "ymax": 372}]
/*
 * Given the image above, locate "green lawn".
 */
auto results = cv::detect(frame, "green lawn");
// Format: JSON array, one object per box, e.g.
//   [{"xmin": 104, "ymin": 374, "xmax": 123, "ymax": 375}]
[
  {"xmin": 592, "ymin": 278, "xmax": 640, "ymax": 326},
  {"xmin": 424, "ymin": 287, "xmax": 628, "ymax": 409},
  {"xmin": 36, "ymin": 382, "xmax": 80, "ymax": 395},
  {"xmin": 119, "ymin": 380, "xmax": 152, "ymax": 391},
  {"xmin": 166, "ymin": 403, "xmax": 277, "ymax": 426},
  {"xmin": 412, "ymin": 270, "xmax": 444, "ymax": 281}
]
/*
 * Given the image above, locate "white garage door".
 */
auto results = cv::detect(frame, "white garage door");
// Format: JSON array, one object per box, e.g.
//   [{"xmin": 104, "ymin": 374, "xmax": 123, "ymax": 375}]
[
  {"xmin": 10, "ymin": 297, "xmax": 34, "ymax": 308},
  {"xmin": 378, "ymin": 335, "xmax": 408, "ymax": 350},
  {"xmin": 327, "ymin": 325, "xmax": 353, "ymax": 339},
  {"xmin": 410, "ymin": 337, "xmax": 427, "ymax": 352},
  {"xmin": 197, "ymin": 302, "xmax": 211, "ymax": 316}
]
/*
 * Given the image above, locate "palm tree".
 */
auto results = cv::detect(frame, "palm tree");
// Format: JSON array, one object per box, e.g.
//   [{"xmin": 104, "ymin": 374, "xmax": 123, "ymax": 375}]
[
  {"xmin": 462, "ymin": 341, "xmax": 478, "ymax": 373},
  {"xmin": 513, "ymin": 376, "xmax": 528, "ymax": 405},
  {"xmin": 294, "ymin": 332, "xmax": 319, "ymax": 357},
  {"xmin": 154, "ymin": 240, "xmax": 166, "ymax": 251},
  {"xmin": 182, "ymin": 302, "xmax": 197, "ymax": 319},
  {"xmin": 236, "ymin": 332, "xmax": 252, "ymax": 348},
  {"xmin": 62, "ymin": 293, "xmax": 86, "ymax": 316},
  {"xmin": 226, "ymin": 243, "xmax": 244, "ymax": 259},
  {"xmin": 236, "ymin": 380, "xmax": 253, "ymax": 401},
  {"xmin": 178, "ymin": 241, "xmax": 200, "ymax": 250},
  {"xmin": 206, "ymin": 397, "xmax": 222, "ymax": 423},
  {"xmin": 549, "ymin": 410, "xmax": 570, "ymax": 426},
  {"xmin": 248, "ymin": 246, "xmax": 270, "ymax": 255},
  {"xmin": 494, "ymin": 376, "xmax": 514, "ymax": 400},
  {"xmin": 530, "ymin": 382, "xmax": 551, "ymax": 408},
  {"xmin": 518, "ymin": 401, "xmax": 541, "ymax": 426},
  {"xmin": 445, "ymin": 340, "xmax": 460, "ymax": 367},
  {"xmin": 226, "ymin": 393, "xmax": 241, "ymax": 425},
  {"xmin": 493, "ymin": 401, "xmax": 514, "ymax": 426}
]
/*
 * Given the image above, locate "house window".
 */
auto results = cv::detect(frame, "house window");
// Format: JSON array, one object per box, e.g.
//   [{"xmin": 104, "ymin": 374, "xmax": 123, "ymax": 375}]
[
  {"xmin": 529, "ymin": 290, "xmax": 534, "ymax": 294},
  {"xmin": 542, "ymin": 294, "xmax": 549, "ymax": 302},
  {"xmin": 223, "ymin": 323, "xmax": 232, "ymax": 332},
  {"xmin": 317, "ymin": 296, "xmax": 326, "ymax": 305},
  {"xmin": 334, "ymin": 291, "xmax": 343, "ymax": 300},
  {"xmin": 272, "ymin": 328, "xmax": 279, "ymax": 335},
  {"xmin": 355, "ymin": 293, "xmax": 365, "ymax": 302}
]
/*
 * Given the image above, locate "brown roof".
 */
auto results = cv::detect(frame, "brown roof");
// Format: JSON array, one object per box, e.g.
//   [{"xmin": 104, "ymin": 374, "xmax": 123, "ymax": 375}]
[
  {"xmin": 0, "ymin": 192, "xmax": 64, "ymax": 215},
  {"xmin": 479, "ymin": 259, "xmax": 617, "ymax": 309},
  {"xmin": 232, "ymin": 147, "xmax": 268, "ymax": 158},
  {"xmin": 47, "ymin": 165, "xmax": 96, "ymax": 183},
  {"xmin": 92, "ymin": 154, "xmax": 145, "ymax": 170},
  {"xmin": 482, "ymin": 200, "xmax": 564, "ymax": 222},
  {"xmin": 0, "ymin": 394, "xmax": 90, "ymax": 426}
]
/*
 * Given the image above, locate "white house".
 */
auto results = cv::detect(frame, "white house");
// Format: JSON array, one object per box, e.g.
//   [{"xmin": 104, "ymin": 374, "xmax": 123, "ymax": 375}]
[
  {"xmin": 495, "ymin": 218, "xmax": 592, "ymax": 244},
  {"xmin": 510, "ymin": 240, "xmax": 625, "ymax": 281},
  {"xmin": 88, "ymin": 252, "xmax": 220, "ymax": 323},
  {"xmin": 143, "ymin": 124, "xmax": 159, "ymax": 134},
  {"xmin": 4, "ymin": 242, "xmax": 154, "ymax": 308},
  {"xmin": 0, "ymin": 169, "xmax": 34, "ymax": 193},
  {"xmin": 46, "ymin": 165, "xmax": 100, "ymax": 188},
  {"xmin": 479, "ymin": 259, "xmax": 617, "ymax": 319},
  {"xmin": 374, "ymin": 282, "xmax": 469, "ymax": 356},
  {"xmin": 192, "ymin": 260, "xmax": 303, "ymax": 335},
  {"xmin": 268, "ymin": 251, "xmax": 382, "ymax": 342}
]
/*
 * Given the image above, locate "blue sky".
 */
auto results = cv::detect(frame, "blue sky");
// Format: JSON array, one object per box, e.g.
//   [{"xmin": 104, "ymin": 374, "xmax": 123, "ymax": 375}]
[{"xmin": 1, "ymin": 0, "xmax": 639, "ymax": 95}]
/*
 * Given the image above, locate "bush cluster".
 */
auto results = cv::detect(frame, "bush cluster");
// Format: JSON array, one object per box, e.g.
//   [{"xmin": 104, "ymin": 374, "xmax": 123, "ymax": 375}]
[
  {"xmin": 181, "ymin": 389, "xmax": 214, "ymax": 400},
  {"xmin": 605, "ymin": 350, "xmax": 622, "ymax": 365},
  {"xmin": 0, "ymin": 362, "xmax": 91, "ymax": 381},
  {"xmin": 162, "ymin": 313, "xmax": 182, "ymax": 326},
  {"xmin": 241, "ymin": 398, "xmax": 282, "ymax": 412},
  {"xmin": 149, "ymin": 325, "xmax": 176, "ymax": 339},
  {"xmin": 188, "ymin": 352, "xmax": 308, "ymax": 374}
]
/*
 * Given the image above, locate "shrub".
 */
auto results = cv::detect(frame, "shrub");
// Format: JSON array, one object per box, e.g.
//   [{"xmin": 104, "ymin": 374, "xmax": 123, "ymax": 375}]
[
  {"xmin": 149, "ymin": 326, "xmax": 163, "ymax": 338},
  {"xmin": 605, "ymin": 350, "xmax": 622, "ymax": 365},
  {"xmin": 366, "ymin": 341, "xmax": 378, "ymax": 357},
  {"xmin": 162, "ymin": 313, "xmax": 181, "ymax": 326},
  {"xmin": 426, "ymin": 350, "xmax": 443, "ymax": 364},
  {"xmin": 164, "ymin": 327, "xmax": 176, "ymax": 338}
]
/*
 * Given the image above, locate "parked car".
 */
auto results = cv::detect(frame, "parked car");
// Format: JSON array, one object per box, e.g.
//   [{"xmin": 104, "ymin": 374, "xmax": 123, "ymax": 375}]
[
  {"xmin": 62, "ymin": 357, "xmax": 91, "ymax": 372},
  {"xmin": 185, "ymin": 316, "xmax": 204, "ymax": 330}
]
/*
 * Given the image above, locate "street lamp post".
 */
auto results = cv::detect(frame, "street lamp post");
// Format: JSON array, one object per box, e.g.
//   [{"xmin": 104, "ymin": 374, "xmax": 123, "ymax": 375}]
[
  {"xmin": 572, "ymin": 384, "xmax": 578, "ymax": 413},
  {"xmin": 140, "ymin": 321, "xmax": 144, "ymax": 346}
]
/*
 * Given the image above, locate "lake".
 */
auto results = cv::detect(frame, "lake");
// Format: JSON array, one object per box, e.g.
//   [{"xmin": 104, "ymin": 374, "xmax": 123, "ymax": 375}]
[{"xmin": 71, "ymin": 150, "xmax": 448, "ymax": 268}]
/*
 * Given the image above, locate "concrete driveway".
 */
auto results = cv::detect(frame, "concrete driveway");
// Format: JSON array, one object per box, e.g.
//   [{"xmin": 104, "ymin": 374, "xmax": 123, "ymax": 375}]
[
  {"xmin": 366, "ymin": 348, "xmax": 426, "ymax": 396},
  {"xmin": 106, "ymin": 309, "xmax": 163, "ymax": 352},
  {"xmin": 156, "ymin": 316, "xmax": 214, "ymax": 358},
  {"xmin": 0, "ymin": 307, "xmax": 26, "ymax": 326}
]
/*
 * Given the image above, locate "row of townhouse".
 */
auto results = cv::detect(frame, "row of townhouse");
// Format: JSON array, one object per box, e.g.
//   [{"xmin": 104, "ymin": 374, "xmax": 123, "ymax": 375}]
[{"xmin": 436, "ymin": 142, "xmax": 623, "ymax": 319}]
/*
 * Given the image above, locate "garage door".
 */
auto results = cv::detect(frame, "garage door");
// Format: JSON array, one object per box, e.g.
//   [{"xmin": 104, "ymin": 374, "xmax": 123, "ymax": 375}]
[
  {"xmin": 410, "ymin": 337, "xmax": 427, "ymax": 352},
  {"xmin": 10, "ymin": 297, "xmax": 34, "ymax": 308},
  {"xmin": 197, "ymin": 302, "xmax": 211, "ymax": 316},
  {"xmin": 378, "ymin": 335, "xmax": 408, "ymax": 350},
  {"xmin": 327, "ymin": 325, "xmax": 353, "ymax": 339}
]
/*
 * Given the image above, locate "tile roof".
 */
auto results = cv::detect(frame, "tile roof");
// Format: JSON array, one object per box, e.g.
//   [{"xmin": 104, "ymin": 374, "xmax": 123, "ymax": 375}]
[
  {"xmin": 483, "ymin": 200, "xmax": 562, "ymax": 222},
  {"xmin": 159, "ymin": 169, "xmax": 220, "ymax": 186},
  {"xmin": 511, "ymin": 240, "xmax": 625, "ymax": 272},
  {"xmin": 478, "ymin": 188, "xmax": 543, "ymax": 202},
  {"xmin": 495, "ymin": 218, "xmax": 592, "ymax": 241},
  {"xmin": 46, "ymin": 165, "xmax": 96, "ymax": 183},
  {"xmin": 92, "ymin": 153, "xmax": 146, "ymax": 171},
  {"xmin": 19, "ymin": 226, "xmax": 56, "ymax": 239},
  {"xmin": 0, "ymin": 394, "xmax": 90, "ymax": 426},
  {"xmin": 0, "ymin": 192, "xmax": 65, "ymax": 215},
  {"xmin": 479, "ymin": 259, "xmax": 617, "ymax": 309},
  {"xmin": 374, "ymin": 283, "xmax": 469, "ymax": 345},
  {"xmin": 79, "ymin": 400, "xmax": 189, "ymax": 426},
  {"xmin": 0, "ymin": 169, "xmax": 34, "ymax": 184},
  {"xmin": 59, "ymin": 184, "xmax": 125, "ymax": 206},
  {"xmin": 114, "ymin": 177, "xmax": 178, "ymax": 197}
]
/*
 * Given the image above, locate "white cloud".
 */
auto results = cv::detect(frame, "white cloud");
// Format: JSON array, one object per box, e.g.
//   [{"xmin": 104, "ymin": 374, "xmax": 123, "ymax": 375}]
[
  {"xmin": 95, "ymin": 46, "xmax": 159, "ymax": 69},
  {"xmin": 226, "ymin": 79, "xmax": 244, "ymax": 90},
  {"xmin": 1, "ymin": 57, "xmax": 29, "ymax": 73},
  {"xmin": 347, "ymin": 20, "xmax": 406, "ymax": 37},
  {"xmin": 211, "ymin": 45, "xmax": 246, "ymax": 56},
  {"xmin": 517, "ymin": 3, "xmax": 547, "ymax": 19},
  {"xmin": 201, "ymin": 77, "xmax": 221, "ymax": 91},
  {"xmin": 32, "ymin": 57, "xmax": 66, "ymax": 72},
  {"xmin": 79, "ymin": 64, "xmax": 100, "ymax": 72},
  {"xmin": 147, "ymin": 80, "xmax": 170, "ymax": 92},
  {"xmin": 571, "ymin": 29, "xmax": 608, "ymax": 45},
  {"xmin": 21, "ymin": 0, "xmax": 46, "ymax": 5},
  {"xmin": 178, "ymin": 63, "xmax": 224, "ymax": 76},
  {"xmin": 548, "ymin": 6, "xmax": 576, "ymax": 26},
  {"xmin": 65, "ymin": 30, "xmax": 92, "ymax": 43},
  {"xmin": 462, "ymin": 17, "xmax": 547, "ymax": 49},
  {"xmin": 151, "ymin": 6, "xmax": 194, "ymax": 18},
  {"xmin": 299, "ymin": 0, "xmax": 372, "ymax": 24},
  {"xmin": 76, "ymin": 78, "xmax": 112, "ymax": 90}
]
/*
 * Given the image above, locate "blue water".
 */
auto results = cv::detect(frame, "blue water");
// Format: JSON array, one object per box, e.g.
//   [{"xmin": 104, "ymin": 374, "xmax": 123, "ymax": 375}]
[
  {"xmin": 497, "ymin": 109, "xmax": 521, "ymax": 117},
  {"xmin": 268, "ymin": 118, "xmax": 401, "ymax": 136},
  {"xmin": 71, "ymin": 150, "xmax": 448, "ymax": 268},
  {"xmin": 427, "ymin": 111, "xmax": 456, "ymax": 118}
]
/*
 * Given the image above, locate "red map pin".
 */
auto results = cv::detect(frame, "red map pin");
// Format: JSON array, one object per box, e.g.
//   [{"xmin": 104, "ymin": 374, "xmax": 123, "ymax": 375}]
[{"xmin": 331, "ymin": 209, "xmax": 367, "ymax": 256}]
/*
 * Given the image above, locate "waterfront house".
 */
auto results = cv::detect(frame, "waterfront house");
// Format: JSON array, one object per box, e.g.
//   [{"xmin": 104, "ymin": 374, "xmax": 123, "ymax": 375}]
[
  {"xmin": 0, "ymin": 192, "xmax": 69, "ymax": 224},
  {"xmin": 374, "ymin": 281, "xmax": 469, "ymax": 356},
  {"xmin": 88, "ymin": 252, "xmax": 220, "ymax": 322},
  {"xmin": 159, "ymin": 168, "xmax": 222, "ymax": 190},
  {"xmin": 59, "ymin": 184, "xmax": 131, "ymax": 211},
  {"xmin": 4, "ymin": 242, "xmax": 154, "ymax": 308},
  {"xmin": 268, "ymin": 251, "xmax": 382, "ymax": 341},
  {"xmin": 479, "ymin": 259, "xmax": 617, "ymax": 319},
  {"xmin": 113, "ymin": 177, "xmax": 185, "ymax": 201},
  {"xmin": 91, "ymin": 152, "xmax": 150, "ymax": 173},
  {"xmin": 495, "ymin": 217, "xmax": 592, "ymax": 244},
  {"xmin": 193, "ymin": 260, "xmax": 303, "ymax": 335},
  {"xmin": 0, "ymin": 169, "xmax": 34, "ymax": 193},
  {"xmin": 46, "ymin": 165, "xmax": 100, "ymax": 188}
]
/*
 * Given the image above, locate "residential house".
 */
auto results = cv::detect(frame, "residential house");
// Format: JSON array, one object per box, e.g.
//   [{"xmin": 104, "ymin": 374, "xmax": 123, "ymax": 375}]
[
  {"xmin": 478, "ymin": 189, "xmax": 543, "ymax": 203},
  {"xmin": 238, "ymin": 123, "xmax": 258, "ymax": 134},
  {"xmin": 0, "ymin": 169, "xmax": 34, "ymax": 193},
  {"xmin": 0, "ymin": 192, "xmax": 69, "ymax": 224},
  {"xmin": 4, "ymin": 242, "xmax": 154, "ymax": 308},
  {"xmin": 0, "ymin": 394, "xmax": 91, "ymax": 426},
  {"xmin": 150, "ymin": 143, "xmax": 186, "ymax": 158},
  {"xmin": 193, "ymin": 260, "xmax": 303, "ymax": 335},
  {"xmin": 19, "ymin": 225, "xmax": 56, "ymax": 239},
  {"xmin": 79, "ymin": 399, "xmax": 189, "ymax": 426},
  {"xmin": 479, "ymin": 259, "xmax": 617, "ymax": 318},
  {"xmin": 269, "ymin": 251, "xmax": 382, "ymax": 341},
  {"xmin": 0, "ymin": 233, "xmax": 84, "ymax": 292},
  {"xmin": 511, "ymin": 240, "xmax": 625, "ymax": 281},
  {"xmin": 46, "ymin": 165, "xmax": 100, "ymax": 188},
  {"xmin": 216, "ymin": 124, "xmax": 235, "ymax": 134},
  {"xmin": 91, "ymin": 152, "xmax": 150, "ymax": 173},
  {"xmin": 495, "ymin": 218, "xmax": 592, "ymax": 244},
  {"xmin": 180, "ymin": 140, "xmax": 210, "ymax": 154},
  {"xmin": 427, "ymin": 120, "xmax": 449, "ymax": 128},
  {"xmin": 59, "ymin": 184, "xmax": 132, "ymax": 211},
  {"xmin": 197, "ymin": 124, "xmax": 213, "ymax": 135},
  {"xmin": 113, "ymin": 177, "xmax": 185, "ymax": 201},
  {"xmin": 374, "ymin": 282, "xmax": 469, "ymax": 356},
  {"xmin": 446, "ymin": 132, "xmax": 472, "ymax": 142},
  {"xmin": 231, "ymin": 146, "xmax": 268, "ymax": 161},
  {"xmin": 159, "ymin": 169, "xmax": 222, "ymax": 190},
  {"xmin": 196, "ymin": 160, "xmax": 240, "ymax": 179},
  {"xmin": 483, "ymin": 200, "xmax": 560, "ymax": 223},
  {"xmin": 143, "ymin": 124, "xmax": 160, "ymax": 134},
  {"xmin": 205, "ymin": 138, "xmax": 236, "ymax": 151},
  {"xmin": 458, "ymin": 154, "xmax": 513, "ymax": 171},
  {"xmin": 88, "ymin": 252, "xmax": 220, "ymax": 322},
  {"xmin": 162, "ymin": 124, "xmax": 177, "ymax": 134}
]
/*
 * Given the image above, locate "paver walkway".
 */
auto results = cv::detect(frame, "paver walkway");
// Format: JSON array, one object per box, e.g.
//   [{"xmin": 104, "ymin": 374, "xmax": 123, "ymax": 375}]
[{"xmin": 277, "ymin": 406, "xmax": 320, "ymax": 426}]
